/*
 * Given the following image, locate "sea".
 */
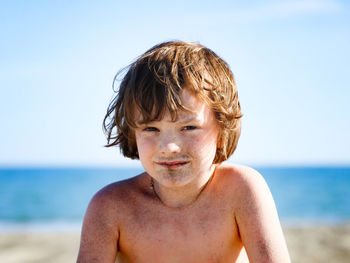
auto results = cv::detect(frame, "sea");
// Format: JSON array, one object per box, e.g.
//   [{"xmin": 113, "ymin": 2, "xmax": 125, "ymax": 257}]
[{"xmin": 0, "ymin": 166, "xmax": 349, "ymax": 232}]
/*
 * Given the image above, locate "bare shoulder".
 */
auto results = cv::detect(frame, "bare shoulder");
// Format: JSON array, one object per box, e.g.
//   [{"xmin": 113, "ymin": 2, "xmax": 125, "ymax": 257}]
[
  {"xmin": 86, "ymin": 173, "xmax": 150, "ymax": 224},
  {"xmin": 216, "ymin": 163, "xmax": 274, "ymax": 214},
  {"xmin": 77, "ymin": 173, "xmax": 146, "ymax": 263},
  {"xmin": 216, "ymin": 163, "xmax": 261, "ymax": 178},
  {"xmin": 215, "ymin": 163, "xmax": 268, "ymax": 196},
  {"xmin": 216, "ymin": 164, "xmax": 291, "ymax": 262},
  {"xmin": 90, "ymin": 174, "xmax": 143, "ymax": 206}
]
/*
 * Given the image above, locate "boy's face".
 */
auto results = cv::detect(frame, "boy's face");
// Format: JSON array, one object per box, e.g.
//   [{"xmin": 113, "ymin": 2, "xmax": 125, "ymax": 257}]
[{"xmin": 134, "ymin": 89, "xmax": 219, "ymax": 188}]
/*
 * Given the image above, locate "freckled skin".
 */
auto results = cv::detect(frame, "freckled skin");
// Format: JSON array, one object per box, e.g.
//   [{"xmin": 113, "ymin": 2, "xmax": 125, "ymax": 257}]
[
  {"xmin": 114, "ymin": 171, "xmax": 243, "ymax": 263},
  {"xmin": 77, "ymin": 90, "xmax": 290, "ymax": 263},
  {"xmin": 133, "ymin": 89, "xmax": 219, "ymax": 208}
]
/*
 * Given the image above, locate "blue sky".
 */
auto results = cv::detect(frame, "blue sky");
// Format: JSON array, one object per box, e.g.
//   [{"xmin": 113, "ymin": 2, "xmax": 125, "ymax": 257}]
[{"xmin": 0, "ymin": 0, "xmax": 349, "ymax": 167}]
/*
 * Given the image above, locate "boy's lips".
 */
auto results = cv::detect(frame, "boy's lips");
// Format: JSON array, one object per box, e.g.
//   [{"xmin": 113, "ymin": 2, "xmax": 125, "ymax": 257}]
[{"xmin": 155, "ymin": 160, "xmax": 190, "ymax": 169}]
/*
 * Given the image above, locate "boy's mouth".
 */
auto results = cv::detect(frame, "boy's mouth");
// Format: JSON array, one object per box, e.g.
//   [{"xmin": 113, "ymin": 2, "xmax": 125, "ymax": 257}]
[{"xmin": 155, "ymin": 161, "xmax": 189, "ymax": 169}]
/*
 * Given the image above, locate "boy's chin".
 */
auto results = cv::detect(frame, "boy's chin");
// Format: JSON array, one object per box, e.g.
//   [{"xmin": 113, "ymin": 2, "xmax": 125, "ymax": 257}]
[{"xmin": 152, "ymin": 171, "xmax": 193, "ymax": 187}]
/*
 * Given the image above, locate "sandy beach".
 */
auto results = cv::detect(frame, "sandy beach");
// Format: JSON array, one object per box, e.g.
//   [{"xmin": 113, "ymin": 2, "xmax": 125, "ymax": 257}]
[{"xmin": 1, "ymin": 223, "xmax": 349, "ymax": 263}]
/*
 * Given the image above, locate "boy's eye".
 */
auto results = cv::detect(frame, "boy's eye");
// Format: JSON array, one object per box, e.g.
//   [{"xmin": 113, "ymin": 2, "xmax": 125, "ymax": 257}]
[
  {"xmin": 183, "ymin": 126, "xmax": 197, "ymax": 131},
  {"xmin": 143, "ymin": 127, "xmax": 159, "ymax": 132}
]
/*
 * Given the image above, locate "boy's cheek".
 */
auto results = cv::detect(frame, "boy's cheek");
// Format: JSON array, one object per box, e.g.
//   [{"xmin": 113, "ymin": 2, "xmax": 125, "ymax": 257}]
[{"xmin": 136, "ymin": 138, "xmax": 154, "ymax": 154}]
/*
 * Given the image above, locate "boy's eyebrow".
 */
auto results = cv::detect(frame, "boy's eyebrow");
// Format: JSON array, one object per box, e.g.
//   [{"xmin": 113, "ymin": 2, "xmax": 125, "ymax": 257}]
[{"xmin": 135, "ymin": 114, "xmax": 199, "ymax": 125}]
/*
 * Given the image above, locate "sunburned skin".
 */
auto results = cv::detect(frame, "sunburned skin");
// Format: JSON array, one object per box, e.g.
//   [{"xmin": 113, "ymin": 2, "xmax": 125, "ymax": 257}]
[
  {"xmin": 77, "ymin": 89, "xmax": 290, "ymax": 263},
  {"xmin": 81, "ymin": 165, "xmax": 251, "ymax": 263},
  {"xmin": 112, "ymin": 167, "xmax": 248, "ymax": 263},
  {"xmin": 133, "ymin": 89, "xmax": 219, "ymax": 209}
]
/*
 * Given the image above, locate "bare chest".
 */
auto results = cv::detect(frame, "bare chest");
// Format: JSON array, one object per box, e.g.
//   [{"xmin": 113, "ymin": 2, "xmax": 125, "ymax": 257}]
[{"xmin": 117, "ymin": 201, "xmax": 242, "ymax": 263}]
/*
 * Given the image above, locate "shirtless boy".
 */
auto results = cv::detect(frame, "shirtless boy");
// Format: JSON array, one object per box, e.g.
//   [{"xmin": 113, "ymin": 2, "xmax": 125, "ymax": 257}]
[{"xmin": 77, "ymin": 41, "xmax": 290, "ymax": 263}]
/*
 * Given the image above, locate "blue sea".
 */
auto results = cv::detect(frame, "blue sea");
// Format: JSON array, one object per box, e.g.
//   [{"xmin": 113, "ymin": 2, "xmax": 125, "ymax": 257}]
[{"xmin": 0, "ymin": 166, "xmax": 349, "ymax": 231}]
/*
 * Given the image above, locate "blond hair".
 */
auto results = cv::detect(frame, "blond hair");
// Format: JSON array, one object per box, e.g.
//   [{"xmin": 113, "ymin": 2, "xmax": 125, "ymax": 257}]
[{"xmin": 103, "ymin": 41, "xmax": 242, "ymax": 163}]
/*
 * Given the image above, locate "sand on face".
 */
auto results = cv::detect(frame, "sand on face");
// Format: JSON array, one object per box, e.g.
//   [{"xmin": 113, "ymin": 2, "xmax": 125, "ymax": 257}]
[{"xmin": 0, "ymin": 224, "xmax": 350, "ymax": 263}]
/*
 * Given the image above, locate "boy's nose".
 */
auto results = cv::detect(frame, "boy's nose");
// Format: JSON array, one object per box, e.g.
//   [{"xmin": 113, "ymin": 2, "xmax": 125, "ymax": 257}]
[
  {"xmin": 159, "ymin": 136, "xmax": 181, "ymax": 155},
  {"xmin": 161, "ymin": 143, "xmax": 181, "ymax": 154}
]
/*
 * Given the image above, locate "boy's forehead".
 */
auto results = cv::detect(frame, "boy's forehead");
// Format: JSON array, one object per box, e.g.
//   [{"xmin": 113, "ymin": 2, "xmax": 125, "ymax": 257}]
[
  {"xmin": 134, "ymin": 107, "xmax": 198, "ymax": 123},
  {"xmin": 133, "ymin": 91, "xmax": 211, "ymax": 125}
]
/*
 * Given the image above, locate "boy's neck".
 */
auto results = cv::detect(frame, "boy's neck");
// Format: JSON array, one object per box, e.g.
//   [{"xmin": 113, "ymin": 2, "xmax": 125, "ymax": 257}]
[{"xmin": 149, "ymin": 165, "xmax": 217, "ymax": 210}]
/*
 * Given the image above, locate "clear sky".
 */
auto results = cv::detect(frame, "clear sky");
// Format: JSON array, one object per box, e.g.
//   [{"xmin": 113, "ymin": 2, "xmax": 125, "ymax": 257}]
[{"xmin": 0, "ymin": 0, "xmax": 349, "ymax": 167}]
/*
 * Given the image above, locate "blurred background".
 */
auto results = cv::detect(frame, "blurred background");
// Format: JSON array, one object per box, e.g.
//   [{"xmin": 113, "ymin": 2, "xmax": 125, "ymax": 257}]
[{"xmin": 0, "ymin": 0, "xmax": 349, "ymax": 262}]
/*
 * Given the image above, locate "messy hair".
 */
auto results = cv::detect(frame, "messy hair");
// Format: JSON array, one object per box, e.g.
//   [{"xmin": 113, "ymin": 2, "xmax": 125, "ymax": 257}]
[{"xmin": 103, "ymin": 41, "xmax": 242, "ymax": 163}]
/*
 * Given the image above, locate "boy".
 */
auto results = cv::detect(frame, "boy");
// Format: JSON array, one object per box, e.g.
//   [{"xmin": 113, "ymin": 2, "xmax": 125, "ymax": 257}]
[{"xmin": 77, "ymin": 41, "xmax": 290, "ymax": 262}]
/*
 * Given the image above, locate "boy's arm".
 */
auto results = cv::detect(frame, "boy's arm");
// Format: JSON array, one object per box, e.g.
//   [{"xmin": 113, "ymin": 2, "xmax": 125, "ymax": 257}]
[
  {"xmin": 77, "ymin": 189, "xmax": 119, "ymax": 263},
  {"xmin": 234, "ymin": 167, "xmax": 291, "ymax": 263}
]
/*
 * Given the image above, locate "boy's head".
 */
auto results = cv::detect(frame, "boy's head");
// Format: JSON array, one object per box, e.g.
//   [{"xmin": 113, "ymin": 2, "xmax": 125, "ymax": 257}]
[{"xmin": 103, "ymin": 41, "xmax": 241, "ymax": 164}]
